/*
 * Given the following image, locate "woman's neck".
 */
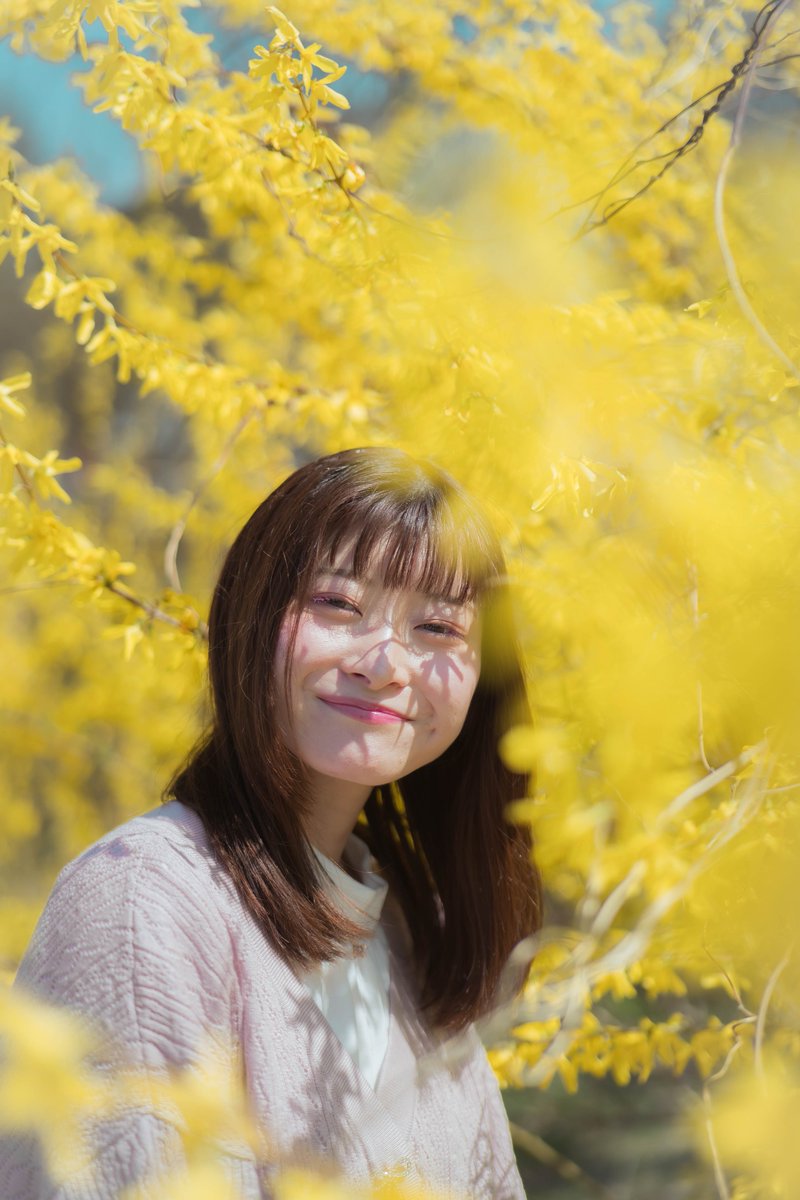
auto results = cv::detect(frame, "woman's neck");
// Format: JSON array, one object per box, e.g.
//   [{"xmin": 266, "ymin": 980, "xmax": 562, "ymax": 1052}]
[{"xmin": 304, "ymin": 771, "xmax": 373, "ymax": 865}]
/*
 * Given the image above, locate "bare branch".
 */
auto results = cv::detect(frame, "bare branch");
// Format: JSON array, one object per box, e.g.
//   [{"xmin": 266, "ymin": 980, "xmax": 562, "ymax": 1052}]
[
  {"xmin": 713, "ymin": 0, "xmax": 800, "ymax": 384},
  {"xmin": 0, "ymin": 420, "xmax": 36, "ymax": 500},
  {"xmin": 688, "ymin": 561, "xmax": 714, "ymax": 772},
  {"xmin": 702, "ymin": 943, "xmax": 756, "ymax": 1020},
  {"xmin": 655, "ymin": 741, "xmax": 765, "ymax": 831},
  {"xmin": 754, "ymin": 948, "xmax": 792, "ymax": 1086},
  {"xmin": 164, "ymin": 407, "xmax": 259, "ymax": 592},
  {"xmin": 106, "ymin": 580, "xmax": 208, "ymax": 640},
  {"xmin": 703, "ymin": 1084, "xmax": 731, "ymax": 1200},
  {"xmin": 0, "ymin": 580, "xmax": 77, "ymax": 596},
  {"xmin": 484, "ymin": 755, "xmax": 771, "ymax": 1089},
  {"xmin": 575, "ymin": 2, "xmax": 791, "ymax": 235},
  {"xmin": 508, "ymin": 1122, "xmax": 617, "ymax": 1199}
]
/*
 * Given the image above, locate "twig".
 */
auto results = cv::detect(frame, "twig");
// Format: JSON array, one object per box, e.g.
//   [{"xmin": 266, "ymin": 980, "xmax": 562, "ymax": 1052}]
[
  {"xmin": 703, "ymin": 1084, "xmax": 731, "ymax": 1200},
  {"xmin": 52, "ymin": 251, "xmax": 216, "ymax": 369},
  {"xmin": 688, "ymin": 561, "xmax": 714, "ymax": 772},
  {"xmin": 258, "ymin": 166, "xmax": 331, "ymax": 264},
  {"xmin": 0, "ymin": 426, "xmax": 207, "ymax": 638},
  {"xmin": 0, "ymin": 567, "xmax": 207, "ymax": 641},
  {"xmin": 164, "ymin": 407, "xmax": 259, "ymax": 592},
  {"xmin": 106, "ymin": 580, "xmax": 208, "ymax": 640},
  {"xmin": 712, "ymin": 0, "xmax": 800, "ymax": 384},
  {"xmin": 702, "ymin": 943, "xmax": 755, "ymax": 1019},
  {"xmin": 587, "ymin": 861, "xmax": 648, "ymax": 941},
  {"xmin": 655, "ymin": 742, "xmax": 765, "ymax": 831},
  {"xmin": 705, "ymin": 1028, "xmax": 751, "ymax": 1083},
  {"xmin": 575, "ymin": 2, "xmax": 789, "ymax": 235},
  {"xmin": 0, "ymin": 420, "xmax": 36, "ymax": 500},
  {"xmin": 754, "ymin": 948, "xmax": 792, "ymax": 1087},
  {"xmin": 557, "ymin": 77, "xmax": 730, "ymax": 223},
  {"xmin": 701, "ymin": 945, "xmax": 759, "ymax": 1087},
  {"xmin": 0, "ymin": 580, "xmax": 78, "ymax": 596},
  {"xmin": 497, "ymin": 757, "xmax": 771, "ymax": 1087},
  {"xmin": 508, "ymin": 1122, "xmax": 617, "ymax": 1199},
  {"xmin": 706, "ymin": 757, "xmax": 769, "ymax": 853},
  {"xmin": 574, "ymin": 802, "xmax": 613, "ymax": 929},
  {"xmin": 1, "ymin": 418, "xmax": 207, "ymax": 638},
  {"xmin": 646, "ymin": 8, "xmax": 729, "ymax": 100}
]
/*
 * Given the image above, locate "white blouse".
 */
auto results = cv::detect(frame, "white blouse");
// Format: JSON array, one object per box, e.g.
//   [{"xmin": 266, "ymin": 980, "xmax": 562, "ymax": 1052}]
[{"xmin": 301, "ymin": 834, "xmax": 391, "ymax": 1089}]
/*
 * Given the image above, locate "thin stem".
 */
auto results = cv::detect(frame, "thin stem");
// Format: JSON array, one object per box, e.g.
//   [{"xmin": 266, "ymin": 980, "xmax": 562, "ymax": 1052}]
[
  {"xmin": 0, "ymin": 420, "xmax": 36, "ymax": 500},
  {"xmin": 574, "ymin": 2, "xmax": 789, "ymax": 235},
  {"xmin": 703, "ymin": 1084, "xmax": 731, "ymax": 1200},
  {"xmin": 713, "ymin": 0, "xmax": 800, "ymax": 383},
  {"xmin": 106, "ymin": 580, "xmax": 208, "ymax": 640},
  {"xmin": 754, "ymin": 948, "xmax": 792, "ymax": 1087},
  {"xmin": 508, "ymin": 1122, "xmax": 616, "ymax": 1199},
  {"xmin": 688, "ymin": 561, "xmax": 714, "ymax": 772},
  {"xmin": 0, "ymin": 580, "xmax": 77, "ymax": 596},
  {"xmin": 164, "ymin": 408, "xmax": 259, "ymax": 593},
  {"xmin": 655, "ymin": 742, "xmax": 765, "ymax": 830}
]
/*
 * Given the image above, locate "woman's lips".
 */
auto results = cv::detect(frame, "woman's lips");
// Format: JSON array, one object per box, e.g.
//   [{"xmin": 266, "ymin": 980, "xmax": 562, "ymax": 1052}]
[{"xmin": 317, "ymin": 696, "xmax": 410, "ymax": 724}]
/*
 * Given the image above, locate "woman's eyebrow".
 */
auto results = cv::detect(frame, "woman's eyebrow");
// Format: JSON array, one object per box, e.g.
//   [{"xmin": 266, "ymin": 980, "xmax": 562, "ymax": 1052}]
[
  {"xmin": 316, "ymin": 571, "xmax": 470, "ymax": 609},
  {"xmin": 316, "ymin": 565, "xmax": 473, "ymax": 609}
]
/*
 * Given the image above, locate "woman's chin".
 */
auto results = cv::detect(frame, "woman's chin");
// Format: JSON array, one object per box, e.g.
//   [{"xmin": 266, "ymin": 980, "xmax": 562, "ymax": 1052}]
[{"xmin": 303, "ymin": 756, "xmax": 409, "ymax": 792}]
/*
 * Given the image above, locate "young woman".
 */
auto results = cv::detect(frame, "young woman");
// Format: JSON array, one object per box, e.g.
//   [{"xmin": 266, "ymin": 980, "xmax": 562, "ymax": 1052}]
[{"xmin": 3, "ymin": 447, "xmax": 542, "ymax": 1199}]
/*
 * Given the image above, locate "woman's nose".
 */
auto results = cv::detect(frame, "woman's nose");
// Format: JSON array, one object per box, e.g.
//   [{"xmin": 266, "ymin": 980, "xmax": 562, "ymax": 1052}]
[{"xmin": 346, "ymin": 635, "xmax": 412, "ymax": 689}]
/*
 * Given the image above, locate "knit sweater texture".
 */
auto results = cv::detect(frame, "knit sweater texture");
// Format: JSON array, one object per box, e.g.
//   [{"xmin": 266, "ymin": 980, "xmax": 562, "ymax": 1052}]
[{"xmin": 0, "ymin": 800, "xmax": 526, "ymax": 1199}]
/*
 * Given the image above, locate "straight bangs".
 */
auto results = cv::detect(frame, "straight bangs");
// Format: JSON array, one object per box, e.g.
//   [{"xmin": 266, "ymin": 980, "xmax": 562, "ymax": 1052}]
[{"xmin": 294, "ymin": 477, "xmax": 503, "ymax": 610}]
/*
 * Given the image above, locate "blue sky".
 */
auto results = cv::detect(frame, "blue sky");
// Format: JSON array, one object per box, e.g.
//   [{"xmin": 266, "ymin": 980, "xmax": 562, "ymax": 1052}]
[{"xmin": 0, "ymin": 3, "xmax": 673, "ymax": 210}]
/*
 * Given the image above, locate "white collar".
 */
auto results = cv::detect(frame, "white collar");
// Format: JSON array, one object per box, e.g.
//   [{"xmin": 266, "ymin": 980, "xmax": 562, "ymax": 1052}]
[{"xmin": 312, "ymin": 832, "xmax": 388, "ymax": 932}]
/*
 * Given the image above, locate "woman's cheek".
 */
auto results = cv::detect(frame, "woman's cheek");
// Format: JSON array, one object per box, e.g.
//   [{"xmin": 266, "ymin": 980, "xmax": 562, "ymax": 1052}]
[{"xmin": 438, "ymin": 654, "xmax": 479, "ymax": 724}]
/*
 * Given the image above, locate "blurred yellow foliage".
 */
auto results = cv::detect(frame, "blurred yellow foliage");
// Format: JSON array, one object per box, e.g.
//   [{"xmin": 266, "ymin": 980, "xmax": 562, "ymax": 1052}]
[
  {"xmin": 0, "ymin": 988, "xmax": 109, "ymax": 1178},
  {"xmin": 699, "ymin": 1056, "xmax": 800, "ymax": 1199},
  {"xmin": 1, "ymin": 0, "xmax": 800, "ymax": 1194}
]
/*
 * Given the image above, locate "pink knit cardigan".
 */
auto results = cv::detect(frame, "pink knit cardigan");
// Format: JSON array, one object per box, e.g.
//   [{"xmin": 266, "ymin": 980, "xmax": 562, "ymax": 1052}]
[{"xmin": 0, "ymin": 801, "xmax": 526, "ymax": 1199}]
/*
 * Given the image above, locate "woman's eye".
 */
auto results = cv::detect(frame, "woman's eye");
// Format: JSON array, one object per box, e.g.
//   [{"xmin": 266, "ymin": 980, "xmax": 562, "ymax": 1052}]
[
  {"xmin": 311, "ymin": 594, "xmax": 360, "ymax": 615},
  {"xmin": 418, "ymin": 621, "xmax": 464, "ymax": 640}
]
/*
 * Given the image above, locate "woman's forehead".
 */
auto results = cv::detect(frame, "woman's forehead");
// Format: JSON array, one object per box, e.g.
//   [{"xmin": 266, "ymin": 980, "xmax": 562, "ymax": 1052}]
[{"xmin": 318, "ymin": 533, "xmax": 476, "ymax": 605}]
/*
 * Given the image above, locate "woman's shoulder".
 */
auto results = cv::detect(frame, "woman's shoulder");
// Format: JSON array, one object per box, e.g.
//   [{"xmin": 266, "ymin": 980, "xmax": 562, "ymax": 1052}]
[
  {"xmin": 51, "ymin": 799, "xmax": 220, "ymax": 898},
  {"xmin": 18, "ymin": 802, "xmax": 239, "ymax": 991},
  {"xmin": 62, "ymin": 796, "xmax": 211, "ymax": 855},
  {"xmin": 12, "ymin": 802, "xmax": 248, "ymax": 1094}
]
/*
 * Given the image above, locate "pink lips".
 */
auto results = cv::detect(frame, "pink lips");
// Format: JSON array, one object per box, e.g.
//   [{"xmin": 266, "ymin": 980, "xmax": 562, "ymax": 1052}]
[{"xmin": 318, "ymin": 696, "xmax": 410, "ymax": 724}]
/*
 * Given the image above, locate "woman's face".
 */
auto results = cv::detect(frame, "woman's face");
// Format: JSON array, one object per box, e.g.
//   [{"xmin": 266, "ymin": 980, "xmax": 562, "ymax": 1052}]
[{"xmin": 274, "ymin": 546, "xmax": 482, "ymax": 797}]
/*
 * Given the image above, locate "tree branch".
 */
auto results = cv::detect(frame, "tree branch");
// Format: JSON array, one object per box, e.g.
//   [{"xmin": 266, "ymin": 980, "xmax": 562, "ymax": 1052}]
[
  {"xmin": 508, "ymin": 1122, "xmax": 617, "ymax": 1199},
  {"xmin": 575, "ymin": 2, "xmax": 790, "ymax": 235},
  {"xmin": 164, "ymin": 407, "xmax": 259, "ymax": 593},
  {"xmin": 105, "ymin": 580, "xmax": 207, "ymax": 640},
  {"xmin": 712, "ymin": 0, "xmax": 800, "ymax": 384}
]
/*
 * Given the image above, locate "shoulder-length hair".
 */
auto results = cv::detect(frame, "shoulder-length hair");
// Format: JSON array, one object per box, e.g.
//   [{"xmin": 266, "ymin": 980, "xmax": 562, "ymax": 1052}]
[{"xmin": 166, "ymin": 447, "xmax": 542, "ymax": 1032}]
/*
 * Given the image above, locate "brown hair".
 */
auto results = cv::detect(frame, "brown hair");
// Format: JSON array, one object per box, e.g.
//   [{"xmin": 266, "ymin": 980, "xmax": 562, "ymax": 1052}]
[{"xmin": 166, "ymin": 447, "xmax": 542, "ymax": 1032}]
